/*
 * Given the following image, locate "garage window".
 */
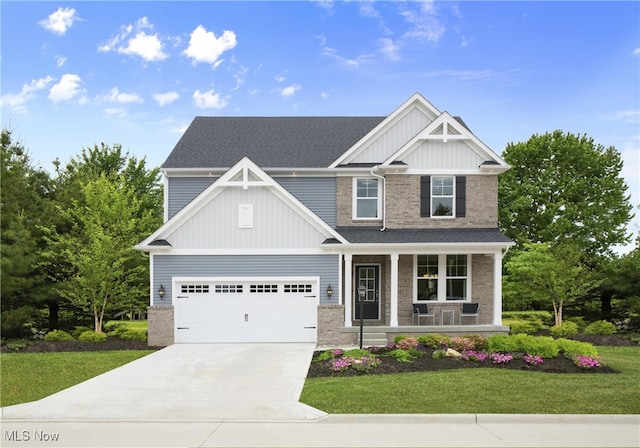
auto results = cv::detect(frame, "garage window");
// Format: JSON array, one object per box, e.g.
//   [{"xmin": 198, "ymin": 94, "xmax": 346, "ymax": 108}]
[
  {"xmin": 181, "ymin": 284, "xmax": 210, "ymax": 294},
  {"xmin": 284, "ymin": 284, "xmax": 313, "ymax": 293},
  {"xmin": 250, "ymin": 284, "xmax": 278, "ymax": 293},
  {"xmin": 214, "ymin": 284, "xmax": 243, "ymax": 293}
]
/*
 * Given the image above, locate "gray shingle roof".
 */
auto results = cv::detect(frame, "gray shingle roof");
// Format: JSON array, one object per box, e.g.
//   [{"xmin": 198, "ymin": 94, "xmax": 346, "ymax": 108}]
[
  {"xmin": 328, "ymin": 227, "xmax": 513, "ymax": 245},
  {"xmin": 162, "ymin": 116, "xmax": 386, "ymax": 169}
]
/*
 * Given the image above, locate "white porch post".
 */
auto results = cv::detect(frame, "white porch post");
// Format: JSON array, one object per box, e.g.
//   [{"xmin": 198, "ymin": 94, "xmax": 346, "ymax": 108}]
[
  {"xmin": 344, "ymin": 253, "xmax": 353, "ymax": 327},
  {"xmin": 493, "ymin": 250, "xmax": 503, "ymax": 325},
  {"xmin": 390, "ymin": 253, "xmax": 399, "ymax": 327}
]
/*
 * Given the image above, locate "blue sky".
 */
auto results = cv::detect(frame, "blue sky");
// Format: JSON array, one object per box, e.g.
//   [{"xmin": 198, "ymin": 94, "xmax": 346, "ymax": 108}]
[{"xmin": 2, "ymin": 1, "xmax": 639, "ymax": 247}]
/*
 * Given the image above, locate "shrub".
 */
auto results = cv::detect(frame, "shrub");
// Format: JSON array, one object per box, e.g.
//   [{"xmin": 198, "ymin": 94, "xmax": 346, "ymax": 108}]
[
  {"xmin": 512, "ymin": 334, "xmax": 559, "ymax": 358},
  {"xmin": 584, "ymin": 320, "xmax": 617, "ymax": 336},
  {"xmin": 393, "ymin": 334, "xmax": 410, "ymax": 344},
  {"xmin": 431, "ymin": 349, "xmax": 447, "ymax": 359},
  {"xmin": 1, "ymin": 306, "xmax": 37, "ymax": 338},
  {"xmin": 103, "ymin": 321, "xmax": 127, "ymax": 335},
  {"xmin": 78, "ymin": 331, "xmax": 108, "ymax": 343},
  {"xmin": 502, "ymin": 311, "xmax": 552, "ymax": 324},
  {"xmin": 487, "ymin": 334, "xmax": 518, "ymax": 353},
  {"xmin": 464, "ymin": 334, "xmax": 489, "ymax": 350},
  {"xmin": 509, "ymin": 320, "xmax": 543, "ymax": 335},
  {"xmin": 550, "ymin": 321, "xmax": 579, "ymax": 338},
  {"xmin": 344, "ymin": 348, "xmax": 372, "ymax": 358},
  {"xmin": 44, "ymin": 330, "xmax": 74, "ymax": 342},
  {"xmin": 556, "ymin": 338, "xmax": 599, "ymax": 358},
  {"xmin": 564, "ymin": 316, "xmax": 587, "ymax": 332},
  {"xmin": 418, "ymin": 334, "xmax": 450, "ymax": 349},
  {"xmin": 72, "ymin": 326, "xmax": 94, "ymax": 338},
  {"xmin": 117, "ymin": 329, "xmax": 147, "ymax": 342},
  {"xmin": 449, "ymin": 337, "xmax": 476, "ymax": 352},
  {"xmin": 396, "ymin": 337, "xmax": 419, "ymax": 350},
  {"xmin": 386, "ymin": 349, "xmax": 420, "ymax": 363}
]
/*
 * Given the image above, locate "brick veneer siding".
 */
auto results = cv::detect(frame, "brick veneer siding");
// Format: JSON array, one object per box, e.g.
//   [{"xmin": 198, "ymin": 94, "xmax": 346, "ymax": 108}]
[
  {"xmin": 385, "ymin": 174, "xmax": 498, "ymax": 228},
  {"xmin": 317, "ymin": 305, "xmax": 357, "ymax": 347},
  {"xmin": 336, "ymin": 176, "xmax": 383, "ymax": 227},
  {"xmin": 472, "ymin": 254, "xmax": 494, "ymax": 324},
  {"xmin": 147, "ymin": 306, "xmax": 174, "ymax": 346}
]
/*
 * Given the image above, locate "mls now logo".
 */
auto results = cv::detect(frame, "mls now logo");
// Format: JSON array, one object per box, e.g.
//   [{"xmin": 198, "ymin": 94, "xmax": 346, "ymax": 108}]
[{"xmin": 4, "ymin": 430, "xmax": 60, "ymax": 442}]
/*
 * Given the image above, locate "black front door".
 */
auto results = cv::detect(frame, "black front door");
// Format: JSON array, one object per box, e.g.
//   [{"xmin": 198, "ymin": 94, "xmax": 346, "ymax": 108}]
[{"xmin": 354, "ymin": 265, "xmax": 380, "ymax": 320}]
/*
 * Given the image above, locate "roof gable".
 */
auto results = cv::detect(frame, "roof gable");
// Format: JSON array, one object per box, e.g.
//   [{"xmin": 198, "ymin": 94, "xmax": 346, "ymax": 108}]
[{"xmin": 137, "ymin": 157, "xmax": 347, "ymax": 250}]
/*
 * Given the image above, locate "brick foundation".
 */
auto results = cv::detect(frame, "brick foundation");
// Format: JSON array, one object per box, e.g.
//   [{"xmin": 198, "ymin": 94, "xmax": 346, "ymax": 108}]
[
  {"xmin": 317, "ymin": 305, "xmax": 357, "ymax": 347},
  {"xmin": 147, "ymin": 306, "xmax": 174, "ymax": 346}
]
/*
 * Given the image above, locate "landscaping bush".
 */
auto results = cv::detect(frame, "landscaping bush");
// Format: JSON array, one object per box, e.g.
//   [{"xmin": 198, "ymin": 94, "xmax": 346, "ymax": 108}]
[
  {"xmin": 564, "ymin": 316, "xmax": 587, "ymax": 332},
  {"xmin": 509, "ymin": 320, "xmax": 542, "ymax": 335},
  {"xmin": 116, "ymin": 329, "xmax": 147, "ymax": 342},
  {"xmin": 464, "ymin": 334, "xmax": 489, "ymax": 350},
  {"xmin": 502, "ymin": 311, "xmax": 552, "ymax": 324},
  {"xmin": 385, "ymin": 349, "xmax": 421, "ymax": 363},
  {"xmin": 78, "ymin": 331, "xmax": 108, "ymax": 343},
  {"xmin": 44, "ymin": 330, "xmax": 74, "ymax": 342},
  {"xmin": 487, "ymin": 334, "xmax": 518, "ymax": 353},
  {"xmin": 72, "ymin": 326, "xmax": 94, "ymax": 339},
  {"xmin": 417, "ymin": 334, "xmax": 450, "ymax": 349},
  {"xmin": 512, "ymin": 334, "xmax": 559, "ymax": 358},
  {"xmin": 449, "ymin": 337, "xmax": 476, "ymax": 352},
  {"xmin": 550, "ymin": 321, "xmax": 579, "ymax": 338},
  {"xmin": 103, "ymin": 321, "xmax": 127, "ymax": 335},
  {"xmin": 395, "ymin": 337, "xmax": 419, "ymax": 350},
  {"xmin": 1, "ymin": 306, "xmax": 37, "ymax": 338},
  {"xmin": 393, "ymin": 334, "xmax": 409, "ymax": 344},
  {"xmin": 557, "ymin": 338, "xmax": 599, "ymax": 358},
  {"xmin": 584, "ymin": 320, "xmax": 617, "ymax": 336}
]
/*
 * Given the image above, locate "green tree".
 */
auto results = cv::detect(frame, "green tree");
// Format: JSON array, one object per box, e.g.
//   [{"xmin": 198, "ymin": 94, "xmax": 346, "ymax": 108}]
[
  {"xmin": 503, "ymin": 243, "xmax": 600, "ymax": 325},
  {"xmin": 1, "ymin": 128, "xmax": 55, "ymax": 328},
  {"xmin": 41, "ymin": 175, "xmax": 157, "ymax": 332},
  {"xmin": 498, "ymin": 131, "xmax": 633, "ymax": 258}
]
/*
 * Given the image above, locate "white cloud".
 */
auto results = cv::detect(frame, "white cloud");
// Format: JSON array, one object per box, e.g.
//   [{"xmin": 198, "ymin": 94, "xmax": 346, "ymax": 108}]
[
  {"xmin": 399, "ymin": 0, "xmax": 446, "ymax": 44},
  {"xmin": 184, "ymin": 25, "xmax": 237, "ymax": 66},
  {"xmin": 279, "ymin": 84, "xmax": 301, "ymax": 98},
  {"xmin": 321, "ymin": 44, "xmax": 374, "ymax": 69},
  {"xmin": 379, "ymin": 38, "xmax": 400, "ymax": 61},
  {"xmin": 99, "ymin": 17, "xmax": 168, "ymax": 62},
  {"xmin": 55, "ymin": 56, "xmax": 67, "ymax": 67},
  {"xmin": 104, "ymin": 107, "xmax": 128, "ymax": 118},
  {"xmin": 100, "ymin": 87, "xmax": 143, "ymax": 104},
  {"xmin": 0, "ymin": 76, "xmax": 53, "ymax": 112},
  {"xmin": 603, "ymin": 110, "xmax": 640, "ymax": 124},
  {"xmin": 153, "ymin": 91, "xmax": 179, "ymax": 106},
  {"xmin": 39, "ymin": 7, "xmax": 79, "ymax": 36},
  {"xmin": 48, "ymin": 74, "xmax": 85, "ymax": 102},
  {"xmin": 275, "ymin": 74, "xmax": 286, "ymax": 82},
  {"xmin": 633, "ymin": 48, "xmax": 640, "ymax": 56},
  {"xmin": 193, "ymin": 89, "xmax": 228, "ymax": 109}
]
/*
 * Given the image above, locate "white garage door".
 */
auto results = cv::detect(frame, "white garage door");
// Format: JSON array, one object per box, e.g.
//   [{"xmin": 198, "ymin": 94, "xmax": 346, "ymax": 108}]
[{"xmin": 173, "ymin": 277, "xmax": 318, "ymax": 343}]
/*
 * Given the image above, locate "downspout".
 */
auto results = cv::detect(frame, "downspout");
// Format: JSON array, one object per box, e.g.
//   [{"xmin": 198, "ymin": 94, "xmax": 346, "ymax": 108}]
[{"xmin": 370, "ymin": 166, "xmax": 386, "ymax": 231}]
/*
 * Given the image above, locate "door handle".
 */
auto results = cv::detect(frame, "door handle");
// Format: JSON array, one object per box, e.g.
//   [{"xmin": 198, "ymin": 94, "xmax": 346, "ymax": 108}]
[{"xmin": 244, "ymin": 313, "xmax": 248, "ymax": 322}]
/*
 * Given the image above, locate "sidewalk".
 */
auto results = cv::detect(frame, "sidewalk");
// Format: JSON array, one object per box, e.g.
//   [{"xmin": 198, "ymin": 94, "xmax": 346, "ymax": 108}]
[{"xmin": 1, "ymin": 414, "xmax": 638, "ymax": 447}]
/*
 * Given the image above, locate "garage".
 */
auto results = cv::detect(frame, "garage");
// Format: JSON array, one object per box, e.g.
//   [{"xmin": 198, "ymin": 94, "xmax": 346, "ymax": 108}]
[{"xmin": 173, "ymin": 277, "xmax": 318, "ymax": 343}]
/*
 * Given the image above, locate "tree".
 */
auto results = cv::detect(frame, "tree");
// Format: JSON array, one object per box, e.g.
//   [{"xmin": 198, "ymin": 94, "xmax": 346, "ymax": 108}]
[
  {"xmin": 503, "ymin": 243, "xmax": 600, "ymax": 325},
  {"xmin": 1, "ymin": 128, "xmax": 54, "ymax": 325},
  {"xmin": 498, "ymin": 131, "xmax": 633, "ymax": 259},
  {"xmin": 41, "ymin": 175, "xmax": 157, "ymax": 332}
]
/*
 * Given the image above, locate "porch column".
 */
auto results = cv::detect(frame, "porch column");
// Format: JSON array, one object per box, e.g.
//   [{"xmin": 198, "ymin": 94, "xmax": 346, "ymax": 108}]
[
  {"xmin": 344, "ymin": 253, "xmax": 352, "ymax": 327},
  {"xmin": 493, "ymin": 250, "xmax": 503, "ymax": 325},
  {"xmin": 390, "ymin": 253, "xmax": 399, "ymax": 327}
]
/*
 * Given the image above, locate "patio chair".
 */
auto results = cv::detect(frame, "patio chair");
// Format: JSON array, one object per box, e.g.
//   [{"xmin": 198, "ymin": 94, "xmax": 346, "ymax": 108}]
[
  {"xmin": 413, "ymin": 304, "xmax": 436, "ymax": 325},
  {"xmin": 460, "ymin": 303, "xmax": 479, "ymax": 324}
]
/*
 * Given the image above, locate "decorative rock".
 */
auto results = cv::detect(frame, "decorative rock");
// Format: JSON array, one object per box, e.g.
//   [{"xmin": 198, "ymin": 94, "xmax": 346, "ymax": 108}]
[{"xmin": 445, "ymin": 348, "xmax": 462, "ymax": 358}]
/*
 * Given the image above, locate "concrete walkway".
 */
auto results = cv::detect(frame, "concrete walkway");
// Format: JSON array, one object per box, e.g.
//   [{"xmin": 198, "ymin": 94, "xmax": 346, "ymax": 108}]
[{"xmin": 1, "ymin": 344, "xmax": 638, "ymax": 447}]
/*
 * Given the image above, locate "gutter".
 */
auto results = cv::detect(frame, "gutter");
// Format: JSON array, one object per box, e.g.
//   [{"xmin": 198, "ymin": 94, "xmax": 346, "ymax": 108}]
[{"xmin": 370, "ymin": 166, "xmax": 386, "ymax": 231}]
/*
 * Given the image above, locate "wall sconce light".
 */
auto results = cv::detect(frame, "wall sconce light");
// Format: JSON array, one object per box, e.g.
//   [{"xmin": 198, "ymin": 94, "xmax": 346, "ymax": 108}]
[
  {"xmin": 326, "ymin": 284, "xmax": 333, "ymax": 297},
  {"xmin": 158, "ymin": 284, "xmax": 165, "ymax": 298}
]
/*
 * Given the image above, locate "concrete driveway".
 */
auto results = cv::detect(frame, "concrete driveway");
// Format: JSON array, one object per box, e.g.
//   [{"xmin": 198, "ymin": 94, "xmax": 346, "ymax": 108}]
[{"xmin": 1, "ymin": 343, "xmax": 325, "ymax": 421}]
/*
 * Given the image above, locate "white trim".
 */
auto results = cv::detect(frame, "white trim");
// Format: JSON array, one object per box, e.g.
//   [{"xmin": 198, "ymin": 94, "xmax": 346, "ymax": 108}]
[
  {"xmin": 430, "ymin": 175, "xmax": 456, "ymax": 218},
  {"xmin": 325, "ymin": 242, "xmax": 514, "ymax": 255},
  {"xmin": 238, "ymin": 204, "xmax": 254, "ymax": 228},
  {"xmin": 149, "ymin": 253, "xmax": 154, "ymax": 306},
  {"xmin": 493, "ymin": 251, "xmax": 503, "ymax": 325},
  {"xmin": 163, "ymin": 174, "xmax": 169, "ymax": 223},
  {"xmin": 344, "ymin": 254, "xmax": 353, "ymax": 327},
  {"xmin": 390, "ymin": 253, "xmax": 399, "ymax": 327},
  {"xmin": 144, "ymin": 248, "xmax": 334, "ymax": 256},
  {"xmin": 413, "ymin": 254, "xmax": 471, "ymax": 303}
]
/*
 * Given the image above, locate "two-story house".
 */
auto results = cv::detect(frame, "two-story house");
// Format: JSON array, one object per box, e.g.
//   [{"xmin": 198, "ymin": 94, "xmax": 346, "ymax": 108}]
[{"xmin": 136, "ymin": 93, "xmax": 514, "ymax": 347}]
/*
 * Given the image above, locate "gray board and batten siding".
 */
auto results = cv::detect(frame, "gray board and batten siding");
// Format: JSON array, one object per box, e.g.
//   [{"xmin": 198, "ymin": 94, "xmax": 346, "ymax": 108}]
[
  {"xmin": 152, "ymin": 254, "xmax": 340, "ymax": 306},
  {"xmin": 166, "ymin": 176, "xmax": 337, "ymax": 227}
]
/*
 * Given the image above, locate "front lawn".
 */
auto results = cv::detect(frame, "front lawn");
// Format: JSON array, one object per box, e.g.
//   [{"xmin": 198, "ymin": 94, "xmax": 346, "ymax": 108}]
[
  {"xmin": 300, "ymin": 346, "xmax": 640, "ymax": 414},
  {"xmin": 0, "ymin": 350, "xmax": 154, "ymax": 407}
]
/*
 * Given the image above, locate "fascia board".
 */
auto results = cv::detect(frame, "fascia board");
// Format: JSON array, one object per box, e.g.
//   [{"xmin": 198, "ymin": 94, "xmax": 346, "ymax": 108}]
[
  {"xmin": 322, "ymin": 241, "xmax": 514, "ymax": 254},
  {"xmin": 329, "ymin": 93, "xmax": 441, "ymax": 168}
]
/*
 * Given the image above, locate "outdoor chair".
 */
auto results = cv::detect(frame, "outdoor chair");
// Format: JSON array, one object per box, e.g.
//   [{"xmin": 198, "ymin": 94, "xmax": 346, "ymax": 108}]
[
  {"xmin": 413, "ymin": 304, "xmax": 436, "ymax": 325},
  {"xmin": 460, "ymin": 303, "xmax": 479, "ymax": 324}
]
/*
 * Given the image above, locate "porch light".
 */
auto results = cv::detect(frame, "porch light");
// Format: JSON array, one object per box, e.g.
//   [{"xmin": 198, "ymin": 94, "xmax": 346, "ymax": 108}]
[
  {"xmin": 158, "ymin": 284, "xmax": 165, "ymax": 298},
  {"xmin": 326, "ymin": 285, "xmax": 333, "ymax": 297}
]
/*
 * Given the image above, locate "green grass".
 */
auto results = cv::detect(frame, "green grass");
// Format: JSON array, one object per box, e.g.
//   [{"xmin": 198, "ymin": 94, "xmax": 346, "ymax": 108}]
[
  {"xmin": 300, "ymin": 346, "xmax": 640, "ymax": 414},
  {"xmin": 105, "ymin": 320, "xmax": 148, "ymax": 331},
  {"xmin": 0, "ymin": 350, "xmax": 153, "ymax": 407}
]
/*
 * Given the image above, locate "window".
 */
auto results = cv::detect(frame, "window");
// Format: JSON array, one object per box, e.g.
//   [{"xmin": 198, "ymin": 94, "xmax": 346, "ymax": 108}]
[
  {"xmin": 420, "ymin": 176, "xmax": 466, "ymax": 218},
  {"xmin": 432, "ymin": 176, "xmax": 454, "ymax": 217},
  {"xmin": 181, "ymin": 284, "xmax": 210, "ymax": 294},
  {"xmin": 416, "ymin": 255, "xmax": 438, "ymax": 301},
  {"xmin": 250, "ymin": 284, "xmax": 278, "ymax": 293},
  {"xmin": 353, "ymin": 178, "xmax": 380, "ymax": 219},
  {"xmin": 214, "ymin": 284, "xmax": 243, "ymax": 294},
  {"xmin": 414, "ymin": 255, "xmax": 470, "ymax": 301},
  {"xmin": 446, "ymin": 255, "xmax": 467, "ymax": 301},
  {"xmin": 284, "ymin": 284, "xmax": 313, "ymax": 293}
]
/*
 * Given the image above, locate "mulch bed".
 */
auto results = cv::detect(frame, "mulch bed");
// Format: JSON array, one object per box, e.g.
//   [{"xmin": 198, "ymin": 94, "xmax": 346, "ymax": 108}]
[{"xmin": 0, "ymin": 337, "xmax": 164, "ymax": 353}]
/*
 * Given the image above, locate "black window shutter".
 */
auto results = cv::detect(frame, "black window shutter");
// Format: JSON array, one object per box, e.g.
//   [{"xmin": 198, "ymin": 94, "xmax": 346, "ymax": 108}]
[
  {"xmin": 456, "ymin": 176, "xmax": 466, "ymax": 217},
  {"xmin": 420, "ymin": 176, "xmax": 431, "ymax": 217}
]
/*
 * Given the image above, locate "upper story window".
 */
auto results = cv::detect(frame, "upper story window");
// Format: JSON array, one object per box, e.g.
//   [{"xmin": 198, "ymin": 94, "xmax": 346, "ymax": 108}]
[
  {"xmin": 420, "ymin": 176, "xmax": 466, "ymax": 218},
  {"xmin": 431, "ymin": 176, "xmax": 454, "ymax": 217},
  {"xmin": 353, "ymin": 178, "xmax": 380, "ymax": 219}
]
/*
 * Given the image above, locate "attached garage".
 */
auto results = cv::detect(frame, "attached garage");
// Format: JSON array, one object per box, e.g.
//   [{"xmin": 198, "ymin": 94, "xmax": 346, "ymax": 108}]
[{"xmin": 173, "ymin": 277, "xmax": 319, "ymax": 343}]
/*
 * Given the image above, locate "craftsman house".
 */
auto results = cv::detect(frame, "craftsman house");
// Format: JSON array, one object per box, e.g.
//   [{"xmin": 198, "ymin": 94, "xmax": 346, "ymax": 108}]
[{"xmin": 136, "ymin": 93, "xmax": 513, "ymax": 347}]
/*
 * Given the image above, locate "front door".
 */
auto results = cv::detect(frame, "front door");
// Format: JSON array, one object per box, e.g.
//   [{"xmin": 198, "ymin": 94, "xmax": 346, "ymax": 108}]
[{"xmin": 354, "ymin": 265, "xmax": 380, "ymax": 320}]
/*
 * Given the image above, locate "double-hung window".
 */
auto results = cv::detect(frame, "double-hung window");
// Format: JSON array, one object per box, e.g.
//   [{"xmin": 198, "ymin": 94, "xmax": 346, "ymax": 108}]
[
  {"xmin": 415, "ymin": 254, "xmax": 470, "ymax": 301},
  {"xmin": 353, "ymin": 178, "xmax": 380, "ymax": 219},
  {"xmin": 431, "ymin": 176, "xmax": 454, "ymax": 217},
  {"xmin": 420, "ymin": 176, "xmax": 466, "ymax": 218}
]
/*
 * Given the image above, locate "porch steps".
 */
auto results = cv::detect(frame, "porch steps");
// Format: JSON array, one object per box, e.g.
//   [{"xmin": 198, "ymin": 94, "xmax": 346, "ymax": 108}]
[{"xmin": 361, "ymin": 331, "xmax": 389, "ymax": 348}]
